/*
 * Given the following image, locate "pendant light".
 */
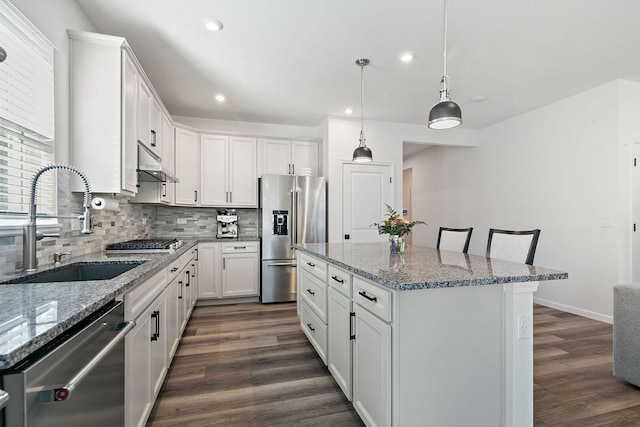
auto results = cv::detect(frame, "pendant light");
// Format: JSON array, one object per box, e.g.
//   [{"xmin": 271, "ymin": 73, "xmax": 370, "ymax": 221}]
[
  {"xmin": 353, "ymin": 58, "xmax": 373, "ymax": 163},
  {"xmin": 428, "ymin": 0, "xmax": 462, "ymax": 130}
]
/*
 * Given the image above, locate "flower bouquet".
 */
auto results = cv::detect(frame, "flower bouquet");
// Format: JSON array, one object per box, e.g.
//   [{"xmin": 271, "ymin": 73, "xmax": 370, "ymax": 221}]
[{"xmin": 371, "ymin": 204, "xmax": 425, "ymax": 253}]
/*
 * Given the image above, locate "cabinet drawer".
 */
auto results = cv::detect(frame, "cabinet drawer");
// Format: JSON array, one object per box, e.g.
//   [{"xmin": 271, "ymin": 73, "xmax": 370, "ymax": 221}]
[
  {"xmin": 301, "ymin": 300, "xmax": 327, "ymax": 364},
  {"xmin": 221, "ymin": 241, "xmax": 258, "ymax": 253},
  {"xmin": 300, "ymin": 269, "xmax": 327, "ymax": 322},
  {"xmin": 353, "ymin": 277, "xmax": 392, "ymax": 323},
  {"xmin": 328, "ymin": 265, "xmax": 352, "ymax": 298},
  {"xmin": 166, "ymin": 258, "xmax": 180, "ymax": 282},
  {"xmin": 125, "ymin": 269, "xmax": 167, "ymax": 319},
  {"xmin": 179, "ymin": 249, "xmax": 194, "ymax": 270},
  {"xmin": 299, "ymin": 252, "xmax": 327, "ymax": 281}
]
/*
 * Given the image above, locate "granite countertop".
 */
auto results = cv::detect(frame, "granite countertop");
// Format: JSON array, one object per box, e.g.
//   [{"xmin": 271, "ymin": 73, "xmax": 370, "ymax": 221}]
[
  {"xmin": 198, "ymin": 236, "xmax": 260, "ymax": 242},
  {"xmin": 0, "ymin": 241, "xmax": 197, "ymax": 370},
  {"xmin": 295, "ymin": 242, "xmax": 568, "ymax": 291}
]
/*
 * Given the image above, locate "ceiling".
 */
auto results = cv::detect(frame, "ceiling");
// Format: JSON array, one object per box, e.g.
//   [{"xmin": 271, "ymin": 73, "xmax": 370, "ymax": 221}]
[{"xmin": 74, "ymin": 0, "xmax": 640, "ymax": 130}]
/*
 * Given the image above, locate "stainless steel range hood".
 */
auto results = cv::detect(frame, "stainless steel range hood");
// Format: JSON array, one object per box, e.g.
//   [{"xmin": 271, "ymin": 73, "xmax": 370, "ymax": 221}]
[{"xmin": 137, "ymin": 143, "xmax": 178, "ymax": 183}]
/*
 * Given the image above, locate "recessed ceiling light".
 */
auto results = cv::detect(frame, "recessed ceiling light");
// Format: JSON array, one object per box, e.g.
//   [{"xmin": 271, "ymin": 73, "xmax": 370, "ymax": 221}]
[
  {"xmin": 471, "ymin": 95, "xmax": 487, "ymax": 103},
  {"xmin": 345, "ymin": 108, "xmax": 354, "ymax": 115},
  {"xmin": 205, "ymin": 19, "xmax": 224, "ymax": 31},
  {"xmin": 215, "ymin": 94, "xmax": 225, "ymax": 102},
  {"xmin": 399, "ymin": 52, "xmax": 415, "ymax": 63}
]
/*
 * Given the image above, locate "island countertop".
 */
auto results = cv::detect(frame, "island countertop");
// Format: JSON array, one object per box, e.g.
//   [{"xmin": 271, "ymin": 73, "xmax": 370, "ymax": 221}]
[{"xmin": 295, "ymin": 242, "xmax": 567, "ymax": 291}]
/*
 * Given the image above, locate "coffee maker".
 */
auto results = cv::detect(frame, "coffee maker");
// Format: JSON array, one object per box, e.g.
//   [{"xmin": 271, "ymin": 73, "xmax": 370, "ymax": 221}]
[{"xmin": 216, "ymin": 209, "xmax": 238, "ymax": 238}]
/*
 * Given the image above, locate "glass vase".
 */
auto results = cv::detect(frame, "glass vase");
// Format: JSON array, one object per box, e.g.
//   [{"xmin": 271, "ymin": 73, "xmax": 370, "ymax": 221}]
[{"xmin": 389, "ymin": 235, "xmax": 405, "ymax": 254}]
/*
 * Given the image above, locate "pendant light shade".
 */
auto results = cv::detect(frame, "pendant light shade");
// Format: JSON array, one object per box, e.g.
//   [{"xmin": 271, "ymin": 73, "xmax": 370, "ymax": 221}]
[
  {"xmin": 353, "ymin": 58, "xmax": 372, "ymax": 163},
  {"xmin": 428, "ymin": 0, "xmax": 462, "ymax": 130}
]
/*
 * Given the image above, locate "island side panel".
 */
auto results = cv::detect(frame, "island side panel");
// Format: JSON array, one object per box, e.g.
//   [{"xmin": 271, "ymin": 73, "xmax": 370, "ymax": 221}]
[{"xmin": 394, "ymin": 284, "xmax": 504, "ymax": 427}]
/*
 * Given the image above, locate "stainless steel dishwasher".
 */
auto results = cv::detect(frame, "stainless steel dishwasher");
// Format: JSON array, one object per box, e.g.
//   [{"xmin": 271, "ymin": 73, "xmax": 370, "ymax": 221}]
[{"xmin": 1, "ymin": 301, "xmax": 134, "ymax": 427}]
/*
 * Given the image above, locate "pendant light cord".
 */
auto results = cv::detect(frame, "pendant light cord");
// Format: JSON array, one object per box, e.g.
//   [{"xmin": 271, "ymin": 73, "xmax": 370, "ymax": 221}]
[{"xmin": 360, "ymin": 62, "xmax": 365, "ymax": 143}]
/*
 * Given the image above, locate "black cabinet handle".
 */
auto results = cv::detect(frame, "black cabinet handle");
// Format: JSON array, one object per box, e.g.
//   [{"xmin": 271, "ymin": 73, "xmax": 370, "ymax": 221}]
[
  {"xmin": 306, "ymin": 288, "xmax": 315, "ymax": 296},
  {"xmin": 307, "ymin": 262, "xmax": 315, "ymax": 267},
  {"xmin": 191, "ymin": 263, "xmax": 196, "ymax": 278},
  {"xmin": 331, "ymin": 275, "xmax": 344, "ymax": 284},
  {"xmin": 307, "ymin": 323, "xmax": 315, "ymax": 332},
  {"xmin": 358, "ymin": 291, "xmax": 377, "ymax": 303},
  {"xmin": 178, "ymin": 281, "xmax": 183, "ymax": 299},
  {"xmin": 162, "ymin": 183, "xmax": 166, "ymax": 197},
  {"xmin": 150, "ymin": 129, "xmax": 157, "ymax": 147},
  {"xmin": 185, "ymin": 270, "xmax": 190, "ymax": 287},
  {"xmin": 350, "ymin": 312, "xmax": 356, "ymax": 340},
  {"xmin": 171, "ymin": 266, "xmax": 178, "ymax": 273},
  {"xmin": 151, "ymin": 311, "xmax": 159, "ymax": 341},
  {"xmin": 194, "ymin": 190, "xmax": 198, "ymax": 202}
]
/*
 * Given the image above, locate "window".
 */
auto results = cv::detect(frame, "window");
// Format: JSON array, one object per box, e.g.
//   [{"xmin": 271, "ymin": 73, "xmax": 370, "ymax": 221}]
[{"xmin": 0, "ymin": 0, "xmax": 55, "ymax": 222}]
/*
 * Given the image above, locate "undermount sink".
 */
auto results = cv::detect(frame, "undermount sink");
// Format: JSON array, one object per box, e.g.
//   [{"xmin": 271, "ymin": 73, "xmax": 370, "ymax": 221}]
[{"xmin": 6, "ymin": 261, "xmax": 146, "ymax": 284}]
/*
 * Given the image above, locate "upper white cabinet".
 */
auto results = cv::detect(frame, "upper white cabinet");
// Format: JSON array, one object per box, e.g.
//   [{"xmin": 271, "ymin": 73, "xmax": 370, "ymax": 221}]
[
  {"xmin": 174, "ymin": 127, "xmax": 200, "ymax": 205},
  {"xmin": 160, "ymin": 114, "xmax": 175, "ymax": 204},
  {"xmin": 68, "ymin": 30, "xmax": 138, "ymax": 194},
  {"xmin": 137, "ymin": 79, "xmax": 162, "ymax": 159},
  {"xmin": 198, "ymin": 135, "xmax": 258, "ymax": 207},
  {"xmin": 262, "ymin": 139, "xmax": 318, "ymax": 176}
]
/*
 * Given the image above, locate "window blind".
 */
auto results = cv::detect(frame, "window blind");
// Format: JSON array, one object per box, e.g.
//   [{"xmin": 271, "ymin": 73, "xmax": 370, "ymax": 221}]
[{"xmin": 0, "ymin": 0, "xmax": 55, "ymax": 216}]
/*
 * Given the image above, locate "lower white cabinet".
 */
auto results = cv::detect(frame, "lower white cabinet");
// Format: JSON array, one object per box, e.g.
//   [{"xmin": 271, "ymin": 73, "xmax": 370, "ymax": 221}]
[
  {"xmin": 124, "ymin": 247, "xmax": 198, "ymax": 427},
  {"xmin": 327, "ymin": 286, "xmax": 353, "ymax": 399},
  {"xmin": 197, "ymin": 242, "xmax": 259, "ymax": 300},
  {"xmin": 352, "ymin": 304, "xmax": 391, "ymax": 427}
]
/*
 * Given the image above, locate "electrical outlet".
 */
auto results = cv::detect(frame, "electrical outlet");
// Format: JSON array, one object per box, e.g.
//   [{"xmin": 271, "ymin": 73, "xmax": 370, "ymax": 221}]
[{"xmin": 517, "ymin": 314, "xmax": 532, "ymax": 340}]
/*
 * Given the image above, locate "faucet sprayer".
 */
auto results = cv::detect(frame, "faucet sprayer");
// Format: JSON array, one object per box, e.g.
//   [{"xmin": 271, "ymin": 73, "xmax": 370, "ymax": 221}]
[{"xmin": 23, "ymin": 163, "xmax": 93, "ymax": 271}]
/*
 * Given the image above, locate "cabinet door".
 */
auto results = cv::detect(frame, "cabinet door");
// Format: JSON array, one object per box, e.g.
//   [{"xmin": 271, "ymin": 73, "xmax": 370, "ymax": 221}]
[
  {"xmin": 160, "ymin": 115, "xmax": 174, "ymax": 204},
  {"xmin": 328, "ymin": 287, "xmax": 353, "ymax": 400},
  {"xmin": 262, "ymin": 139, "xmax": 292, "ymax": 175},
  {"xmin": 149, "ymin": 294, "xmax": 167, "ymax": 400},
  {"xmin": 136, "ymin": 76, "xmax": 151, "ymax": 147},
  {"xmin": 174, "ymin": 128, "xmax": 200, "ymax": 205},
  {"xmin": 353, "ymin": 305, "xmax": 391, "ymax": 427},
  {"xmin": 165, "ymin": 276, "xmax": 179, "ymax": 359},
  {"xmin": 198, "ymin": 243, "xmax": 221, "ymax": 299},
  {"xmin": 126, "ymin": 307, "xmax": 152, "ymax": 427},
  {"xmin": 200, "ymin": 135, "xmax": 228, "ymax": 206},
  {"xmin": 149, "ymin": 97, "xmax": 163, "ymax": 158},
  {"xmin": 229, "ymin": 137, "xmax": 257, "ymax": 206},
  {"xmin": 291, "ymin": 140, "xmax": 318, "ymax": 176},
  {"xmin": 177, "ymin": 272, "xmax": 188, "ymax": 333},
  {"xmin": 122, "ymin": 51, "xmax": 138, "ymax": 194},
  {"xmin": 222, "ymin": 253, "xmax": 259, "ymax": 297}
]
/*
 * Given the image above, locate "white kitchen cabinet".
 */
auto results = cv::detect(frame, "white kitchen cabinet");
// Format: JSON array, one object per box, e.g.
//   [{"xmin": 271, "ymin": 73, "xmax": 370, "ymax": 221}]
[
  {"xmin": 126, "ymin": 303, "xmax": 152, "ymax": 427},
  {"xmin": 68, "ymin": 31, "xmax": 138, "ymax": 194},
  {"xmin": 136, "ymin": 77, "xmax": 162, "ymax": 158},
  {"xmin": 198, "ymin": 243, "xmax": 221, "ymax": 299},
  {"xmin": 165, "ymin": 269, "xmax": 180, "ymax": 359},
  {"xmin": 174, "ymin": 127, "xmax": 200, "ymax": 205},
  {"xmin": 222, "ymin": 243, "xmax": 259, "ymax": 297},
  {"xmin": 160, "ymin": 114, "xmax": 175, "ymax": 204},
  {"xmin": 149, "ymin": 292, "xmax": 167, "ymax": 400},
  {"xmin": 262, "ymin": 139, "xmax": 318, "ymax": 176},
  {"xmin": 328, "ymin": 286, "xmax": 353, "ymax": 400},
  {"xmin": 201, "ymin": 135, "xmax": 257, "ymax": 207},
  {"xmin": 200, "ymin": 135, "xmax": 228, "ymax": 206}
]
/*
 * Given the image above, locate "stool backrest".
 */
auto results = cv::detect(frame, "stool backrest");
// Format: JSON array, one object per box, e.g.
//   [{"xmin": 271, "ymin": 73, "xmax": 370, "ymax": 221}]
[
  {"xmin": 486, "ymin": 228, "xmax": 540, "ymax": 265},
  {"xmin": 437, "ymin": 227, "xmax": 473, "ymax": 253}
]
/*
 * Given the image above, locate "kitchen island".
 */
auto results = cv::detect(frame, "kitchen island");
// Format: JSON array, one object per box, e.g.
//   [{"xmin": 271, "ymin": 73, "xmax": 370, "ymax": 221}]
[{"xmin": 295, "ymin": 242, "xmax": 567, "ymax": 427}]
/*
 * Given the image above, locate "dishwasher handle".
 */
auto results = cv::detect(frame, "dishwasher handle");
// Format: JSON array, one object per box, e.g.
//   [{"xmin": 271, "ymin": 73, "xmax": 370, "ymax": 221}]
[
  {"xmin": 53, "ymin": 320, "xmax": 136, "ymax": 402},
  {"xmin": 0, "ymin": 389, "xmax": 8, "ymax": 410}
]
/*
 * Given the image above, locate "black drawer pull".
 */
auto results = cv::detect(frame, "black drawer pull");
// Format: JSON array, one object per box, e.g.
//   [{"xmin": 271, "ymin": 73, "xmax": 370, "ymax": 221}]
[
  {"xmin": 171, "ymin": 267, "xmax": 178, "ymax": 272},
  {"xmin": 358, "ymin": 291, "xmax": 377, "ymax": 303},
  {"xmin": 307, "ymin": 323, "xmax": 315, "ymax": 332},
  {"xmin": 307, "ymin": 261, "xmax": 315, "ymax": 267},
  {"xmin": 331, "ymin": 275, "xmax": 344, "ymax": 283},
  {"xmin": 234, "ymin": 246, "xmax": 247, "ymax": 250},
  {"xmin": 306, "ymin": 288, "xmax": 315, "ymax": 296}
]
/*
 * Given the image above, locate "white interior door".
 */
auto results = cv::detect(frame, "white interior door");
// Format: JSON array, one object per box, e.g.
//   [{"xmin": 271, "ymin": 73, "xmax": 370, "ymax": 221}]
[{"xmin": 343, "ymin": 163, "xmax": 393, "ymax": 242}]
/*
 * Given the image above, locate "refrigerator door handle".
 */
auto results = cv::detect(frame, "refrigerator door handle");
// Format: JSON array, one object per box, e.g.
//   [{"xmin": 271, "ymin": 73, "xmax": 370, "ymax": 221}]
[
  {"xmin": 266, "ymin": 261, "xmax": 297, "ymax": 267},
  {"xmin": 291, "ymin": 189, "xmax": 297, "ymax": 245}
]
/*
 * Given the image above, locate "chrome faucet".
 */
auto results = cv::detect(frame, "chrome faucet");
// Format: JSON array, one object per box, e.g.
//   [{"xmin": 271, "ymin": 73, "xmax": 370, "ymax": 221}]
[{"xmin": 23, "ymin": 164, "xmax": 93, "ymax": 272}]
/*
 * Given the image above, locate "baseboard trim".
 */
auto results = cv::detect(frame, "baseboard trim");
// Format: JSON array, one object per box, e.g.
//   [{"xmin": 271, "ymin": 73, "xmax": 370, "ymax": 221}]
[
  {"xmin": 533, "ymin": 297, "xmax": 613, "ymax": 324},
  {"xmin": 196, "ymin": 296, "xmax": 260, "ymax": 306}
]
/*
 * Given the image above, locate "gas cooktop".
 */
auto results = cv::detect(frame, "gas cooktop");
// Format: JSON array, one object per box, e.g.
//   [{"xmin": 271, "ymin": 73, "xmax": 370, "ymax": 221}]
[{"xmin": 105, "ymin": 238, "xmax": 184, "ymax": 253}]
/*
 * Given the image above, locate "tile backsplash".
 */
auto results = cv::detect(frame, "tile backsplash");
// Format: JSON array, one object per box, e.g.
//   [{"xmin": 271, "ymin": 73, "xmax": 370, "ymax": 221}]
[{"xmin": 1, "ymin": 175, "xmax": 259, "ymax": 276}]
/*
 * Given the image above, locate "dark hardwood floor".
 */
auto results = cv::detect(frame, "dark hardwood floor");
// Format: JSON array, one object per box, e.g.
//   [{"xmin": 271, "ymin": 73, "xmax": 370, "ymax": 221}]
[
  {"xmin": 146, "ymin": 302, "xmax": 363, "ymax": 426},
  {"xmin": 147, "ymin": 302, "xmax": 640, "ymax": 427}
]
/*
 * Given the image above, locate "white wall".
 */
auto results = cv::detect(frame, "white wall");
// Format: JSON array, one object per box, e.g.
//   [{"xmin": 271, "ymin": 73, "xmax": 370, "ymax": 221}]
[
  {"xmin": 324, "ymin": 117, "xmax": 477, "ymax": 242},
  {"xmin": 10, "ymin": 0, "xmax": 95, "ymax": 163},
  {"xmin": 405, "ymin": 80, "xmax": 640, "ymax": 322}
]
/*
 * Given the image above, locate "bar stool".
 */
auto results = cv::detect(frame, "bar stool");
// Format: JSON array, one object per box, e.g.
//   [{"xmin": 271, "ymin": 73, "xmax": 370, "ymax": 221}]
[
  {"xmin": 486, "ymin": 228, "xmax": 540, "ymax": 265},
  {"xmin": 436, "ymin": 227, "xmax": 473, "ymax": 253}
]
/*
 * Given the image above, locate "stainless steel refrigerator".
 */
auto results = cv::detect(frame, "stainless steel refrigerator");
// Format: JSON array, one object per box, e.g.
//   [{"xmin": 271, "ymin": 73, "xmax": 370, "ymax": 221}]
[{"xmin": 260, "ymin": 174, "xmax": 327, "ymax": 303}]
